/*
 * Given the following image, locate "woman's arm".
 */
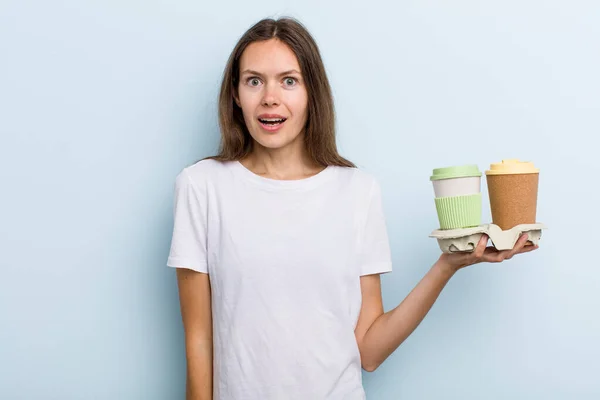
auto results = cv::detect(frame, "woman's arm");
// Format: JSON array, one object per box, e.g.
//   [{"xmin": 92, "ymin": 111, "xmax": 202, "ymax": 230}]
[
  {"xmin": 355, "ymin": 258, "xmax": 455, "ymax": 372},
  {"xmin": 176, "ymin": 268, "xmax": 213, "ymax": 400},
  {"xmin": 355, "ymin": 233, "xmax": 537, "ymax": 372}
]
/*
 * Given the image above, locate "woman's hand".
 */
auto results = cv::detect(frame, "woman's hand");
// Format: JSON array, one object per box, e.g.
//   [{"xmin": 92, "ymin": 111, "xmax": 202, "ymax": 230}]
[{"xmin": 437, "ymin": 233, "xmax": 539, "ymax": 274}]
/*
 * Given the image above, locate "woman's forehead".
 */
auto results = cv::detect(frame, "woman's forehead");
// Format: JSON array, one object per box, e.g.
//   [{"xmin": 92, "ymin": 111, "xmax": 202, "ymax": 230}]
[{"xmin": 239, "ymin": 39, "xmax": 301, "ymax": 75}]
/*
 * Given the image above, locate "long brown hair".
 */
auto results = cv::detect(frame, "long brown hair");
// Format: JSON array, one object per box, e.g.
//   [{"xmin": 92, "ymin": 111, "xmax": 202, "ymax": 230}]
[{"xmin": 207, "ymin": 17, "xmax": 355, "ymax": 168}]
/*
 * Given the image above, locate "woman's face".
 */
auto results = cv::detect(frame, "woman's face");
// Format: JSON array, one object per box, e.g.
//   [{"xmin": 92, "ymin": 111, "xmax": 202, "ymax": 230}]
[{"xmin": 235, "ymin": 39, "xmax": 309, "ymax": 151}]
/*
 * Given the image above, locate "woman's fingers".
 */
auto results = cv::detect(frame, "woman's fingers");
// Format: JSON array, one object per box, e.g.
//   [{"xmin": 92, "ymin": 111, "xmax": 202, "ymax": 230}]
[
  {"xmin": 505, "ymin": 234, "xmax": 529, "ymax": 260},
  {"xmin": 472, "ymin": 234, "xmax": 489, "ymax": 259},
  {"xmin": 448, "ymin": 232, "xmax": 538, "ymax": 268},
  {"xmin": 516, "ymin": 243, "xmax": 539, "ymax": 254},
  {"xmin": 479, "ymin": 233, "xmax": 539, "ymax": 263},
  {"xmin": 483, "ymin": 248, "xmax": 509, "ymax": 263}
]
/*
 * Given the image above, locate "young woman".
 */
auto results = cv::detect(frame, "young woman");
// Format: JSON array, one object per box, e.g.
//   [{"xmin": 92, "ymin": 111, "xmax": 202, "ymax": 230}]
[{"xmin": 166, "ymin": 17, "xmax": 537, "ymax": 400}]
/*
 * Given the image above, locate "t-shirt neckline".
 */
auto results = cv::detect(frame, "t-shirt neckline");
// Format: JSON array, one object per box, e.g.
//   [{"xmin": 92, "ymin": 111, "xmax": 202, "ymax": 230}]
[{"xmin": 231, "ymin": 160, "xmax": 335, "ymax": 191}]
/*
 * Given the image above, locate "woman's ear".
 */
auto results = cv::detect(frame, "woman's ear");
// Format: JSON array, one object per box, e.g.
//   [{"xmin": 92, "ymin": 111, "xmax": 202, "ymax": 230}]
[{"xmin": 233, "ymin": 90, "xmax": 241, "ymax": 108}]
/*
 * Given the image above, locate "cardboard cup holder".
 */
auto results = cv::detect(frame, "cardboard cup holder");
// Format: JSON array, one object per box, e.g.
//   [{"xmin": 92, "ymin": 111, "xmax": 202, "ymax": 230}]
[{"xmin": 429, "ymin": 223, "xmax": 547, "ymax": 253}]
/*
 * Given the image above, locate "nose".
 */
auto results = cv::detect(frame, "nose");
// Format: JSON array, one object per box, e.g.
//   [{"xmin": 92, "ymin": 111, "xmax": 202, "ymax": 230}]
[{"xmin": 261, "ymin": 82, "xmax": 280, "ymax": 107}]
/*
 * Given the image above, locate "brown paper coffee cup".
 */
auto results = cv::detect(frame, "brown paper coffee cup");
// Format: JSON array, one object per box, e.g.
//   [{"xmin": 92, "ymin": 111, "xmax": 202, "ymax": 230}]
[{"xmin": 485, "ymin": 159, "xmax": 539, "ymax": 231}]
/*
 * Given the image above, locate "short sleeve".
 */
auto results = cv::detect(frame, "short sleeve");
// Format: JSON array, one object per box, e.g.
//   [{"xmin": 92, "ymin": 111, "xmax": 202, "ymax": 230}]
[
  {"xmin": 166, "ymin": 168, "xmax": 208, "ymax": 273},
  {"xmin": 358, "ymin": 179, "xmax": 393, "ymax": 276}
]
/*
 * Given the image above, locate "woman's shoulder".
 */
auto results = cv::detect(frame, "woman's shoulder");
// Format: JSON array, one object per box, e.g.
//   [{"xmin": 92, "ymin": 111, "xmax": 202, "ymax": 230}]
[
  {"xmin": 331, "ymin": 165, "xmax": 381, "ymax": 191},
  {"xmin": 175, "ymin": 158, "xmax": 233, "ymax": 187},
  {"xmin": 186, "ymin": 157, "xmax": 226, "ymax": 172}
]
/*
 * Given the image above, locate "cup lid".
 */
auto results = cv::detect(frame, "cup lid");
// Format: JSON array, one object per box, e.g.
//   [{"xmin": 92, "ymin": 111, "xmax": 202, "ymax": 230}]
[
  {"xmin": 430, "ymin": 165, "xmax": 482, "ymax": 181},
  {"xmin": 485, "ymin": 159, "xmax": 539, "ymax": 175}
]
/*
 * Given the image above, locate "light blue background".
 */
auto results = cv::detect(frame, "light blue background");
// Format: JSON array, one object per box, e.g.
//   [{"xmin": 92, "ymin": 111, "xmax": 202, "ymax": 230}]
[{"xmin": 1, "ymin": 0, "xmax": 599, "ymax": 399}]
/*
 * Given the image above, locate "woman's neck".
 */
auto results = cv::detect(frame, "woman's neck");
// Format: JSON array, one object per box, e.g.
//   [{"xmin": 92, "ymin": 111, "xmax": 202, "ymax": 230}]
[{"xmin": 241, "ymin": 140, "xmax": 324, "ymax": 181}]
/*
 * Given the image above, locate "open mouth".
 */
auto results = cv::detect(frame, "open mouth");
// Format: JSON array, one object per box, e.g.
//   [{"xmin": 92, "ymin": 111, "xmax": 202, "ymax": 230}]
[{"xmin": 258, "ymin": 117, "xmax": 287, "ymax": 126}]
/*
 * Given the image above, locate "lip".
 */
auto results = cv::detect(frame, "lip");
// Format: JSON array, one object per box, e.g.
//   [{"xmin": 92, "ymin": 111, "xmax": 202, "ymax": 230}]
[
  {"xmin": 258, "ymin": 118, "xmax": 286, "ymax": 132},
  {"xmin": 257, "ymin": 113, "xmax": 288, "ymax": 133},
  {"xmin": 258, "ymin": 113, "xmax": 287, "ymax": 119}
]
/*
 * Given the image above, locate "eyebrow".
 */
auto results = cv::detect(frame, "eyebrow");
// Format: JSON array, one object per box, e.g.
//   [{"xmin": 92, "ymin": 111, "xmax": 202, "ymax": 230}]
[{"xmin": 240, "ymin": 69, "xmax": 302, "ymax": 78}]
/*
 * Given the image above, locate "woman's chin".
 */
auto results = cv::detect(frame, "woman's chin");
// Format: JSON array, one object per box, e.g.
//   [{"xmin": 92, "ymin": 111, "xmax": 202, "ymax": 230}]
[{"xmin": 252, "ymin": 133, "xmax": 297, "ymax": 150}]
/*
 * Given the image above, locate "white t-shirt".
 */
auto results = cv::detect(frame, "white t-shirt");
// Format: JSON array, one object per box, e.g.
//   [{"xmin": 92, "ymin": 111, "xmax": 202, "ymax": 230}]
[{"xmin": 167, "ymin": 159, "xmax": 392, "ymax": 400}]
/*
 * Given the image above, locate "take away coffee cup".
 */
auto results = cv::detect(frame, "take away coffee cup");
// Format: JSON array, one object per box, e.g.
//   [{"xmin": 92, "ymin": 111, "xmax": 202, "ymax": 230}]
[
  {"xmin": 485, "ymin": 159, "xmax": 539, "ymax": 230},
  {"xmin": 430, "ymin": 165, "xmax": 482, "ymax": 230}
]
